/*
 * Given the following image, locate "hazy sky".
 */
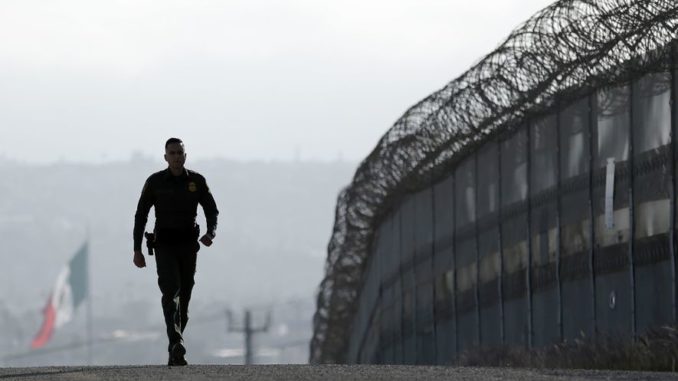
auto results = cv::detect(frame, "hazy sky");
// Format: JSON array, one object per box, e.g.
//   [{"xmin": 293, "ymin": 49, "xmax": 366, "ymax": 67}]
[{"xmin": 0, "ymin": 0, "xmax": 555, "ymax": 164}]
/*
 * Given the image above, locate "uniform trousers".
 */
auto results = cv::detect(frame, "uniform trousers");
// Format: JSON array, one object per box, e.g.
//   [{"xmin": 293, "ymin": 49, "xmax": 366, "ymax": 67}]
[{"xmin": 154, "ymin": 241, "xmax": 199, "ymax": 351}]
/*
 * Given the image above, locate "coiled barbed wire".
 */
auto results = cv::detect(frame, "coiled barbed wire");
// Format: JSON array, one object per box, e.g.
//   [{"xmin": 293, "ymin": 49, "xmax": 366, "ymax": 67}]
[{"xmin": 311, "ymin": 0, "xmax": 678, "ymax": 364}]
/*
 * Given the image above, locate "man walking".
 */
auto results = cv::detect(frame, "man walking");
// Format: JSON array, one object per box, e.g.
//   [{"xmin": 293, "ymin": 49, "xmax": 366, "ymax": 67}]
[{"xmin": 133, "ymin": 137, "xmax": 219, "ymax": 366}]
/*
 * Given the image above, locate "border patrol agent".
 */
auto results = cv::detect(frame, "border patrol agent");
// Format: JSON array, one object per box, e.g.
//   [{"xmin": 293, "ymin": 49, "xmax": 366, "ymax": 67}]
[{"xmin": 132, "ymin": 137, "xmax": 219, "ymax": 366}]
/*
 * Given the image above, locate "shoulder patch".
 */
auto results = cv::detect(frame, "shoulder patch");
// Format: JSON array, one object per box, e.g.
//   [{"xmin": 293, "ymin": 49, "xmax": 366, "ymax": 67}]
[{"xmin": 188, "ymin": 182, "xmax": 198, "ymax": 192}]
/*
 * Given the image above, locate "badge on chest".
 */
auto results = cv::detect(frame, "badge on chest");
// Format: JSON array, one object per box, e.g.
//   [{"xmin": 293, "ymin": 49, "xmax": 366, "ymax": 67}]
[{"xmin": 188, "ymin": 182, "xmax": 198, "ymax": 192}]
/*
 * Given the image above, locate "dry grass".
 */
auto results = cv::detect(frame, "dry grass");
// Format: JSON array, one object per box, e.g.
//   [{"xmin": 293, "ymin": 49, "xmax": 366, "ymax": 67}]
[{"xmin": 457, "ymin": 326, "xmax": 678, "ymax": 371}]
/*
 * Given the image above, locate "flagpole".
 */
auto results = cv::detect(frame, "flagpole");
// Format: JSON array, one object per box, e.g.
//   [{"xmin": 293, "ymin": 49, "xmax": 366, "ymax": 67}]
[{"xmin": 85, "ymin": 228, "xmax": 93, "ymax": 366}]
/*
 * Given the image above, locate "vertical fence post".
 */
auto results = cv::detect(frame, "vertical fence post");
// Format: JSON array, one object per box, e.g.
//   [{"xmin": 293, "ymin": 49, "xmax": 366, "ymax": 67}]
[
  {"xmin": 629, "ymin": 74, "xmax": 637, "ymax": 337},
  {"xmin": 474, "ymin": 153, "xmax": 481, "ymax": 345},
  {"xmin": 670, "ymin": 41, "xmax": 678, "ymax": 324},
  {"xmin": 378, "ymin": 244, "xmax": 384, "ymax": 364},
  {"xmin": 555, "ymin": 108, "xmax": 564, "ymax": 343},
  {"xmin": 498, "ymin": 137, "xmax": 505, "ymax": 345},
  {"xmin": 392, "ymin": 215, "xmax": 397, "ymax": 364},
  {"xmin": 412, "ymin": 197, "xmax": 418, "ymax": 365},
  {"xmin": 588, "ymin": 92, "xmax": 598, "ymax": 335},
  {"xmin": 452, "ymin": 173, "xmax": 459, "ymax": 359},
  {"xmin": 398, "ymin": 208, "xmax": 405, "ymax": 362},
  {"xmin": 526, "ymin": 120, "xmax": 534, "ymax": 349},
  {"xmin": 430, "ymin": 176, "xmax": 439, "ymax": 362}
]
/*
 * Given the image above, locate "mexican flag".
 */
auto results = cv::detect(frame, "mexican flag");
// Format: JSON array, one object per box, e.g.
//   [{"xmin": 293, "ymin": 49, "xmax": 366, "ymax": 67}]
[{"xmin": 31, "ymin": 243, "xmax": 89, "ymax": 349}]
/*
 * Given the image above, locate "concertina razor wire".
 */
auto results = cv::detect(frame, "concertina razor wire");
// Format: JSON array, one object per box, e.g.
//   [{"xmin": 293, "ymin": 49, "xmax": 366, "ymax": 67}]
[{"xmin": 310, "ymin": 0, "xmax": 678, "ymax": 364}]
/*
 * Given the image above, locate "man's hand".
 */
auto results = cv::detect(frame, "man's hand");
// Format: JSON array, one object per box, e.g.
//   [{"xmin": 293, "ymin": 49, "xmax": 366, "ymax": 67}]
[
  {"xmin": 133, "ymin": 250, "xmax": 146, "ymax": 268},
  {"xmin": 199, "ymin": 233, "xmax": 214, "ymax": 247}
]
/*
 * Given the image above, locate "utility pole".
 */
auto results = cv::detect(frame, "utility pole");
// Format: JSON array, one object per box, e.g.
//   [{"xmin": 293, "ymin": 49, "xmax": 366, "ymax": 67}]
[{"xmin": 226, "ymin": 309, "xmax": 271, "ymax": 365}]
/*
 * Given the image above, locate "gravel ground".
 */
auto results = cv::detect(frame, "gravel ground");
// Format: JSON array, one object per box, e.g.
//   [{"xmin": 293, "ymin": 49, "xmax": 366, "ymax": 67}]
[{"xmin": 2, "ymin": 365, "xmax": 678, "ymax": 381}]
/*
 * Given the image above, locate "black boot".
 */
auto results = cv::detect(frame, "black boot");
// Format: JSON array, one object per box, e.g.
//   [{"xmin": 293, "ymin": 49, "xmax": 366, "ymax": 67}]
[{"xmin": 168, "ymin": 342, "xmax": 188, "ymax": 366}]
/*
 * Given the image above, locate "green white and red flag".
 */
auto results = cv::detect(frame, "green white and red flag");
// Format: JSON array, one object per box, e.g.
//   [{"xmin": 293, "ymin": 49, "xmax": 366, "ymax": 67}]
[{"xmin": 31, "ymin": 243, "xmax": 89, "ymax": 349}]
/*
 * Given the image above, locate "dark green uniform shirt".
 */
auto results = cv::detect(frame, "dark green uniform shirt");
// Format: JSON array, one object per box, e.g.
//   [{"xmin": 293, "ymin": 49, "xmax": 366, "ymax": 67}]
[{"xmin": 133, "ymin": 168, "xmax": 219, "ymax": 250}]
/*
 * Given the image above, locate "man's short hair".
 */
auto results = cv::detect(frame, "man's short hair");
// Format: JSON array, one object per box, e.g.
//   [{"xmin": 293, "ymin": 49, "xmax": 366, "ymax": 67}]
[{"xmin": 165, "ymin": 137, "xmax": 184, "ymax": 149}]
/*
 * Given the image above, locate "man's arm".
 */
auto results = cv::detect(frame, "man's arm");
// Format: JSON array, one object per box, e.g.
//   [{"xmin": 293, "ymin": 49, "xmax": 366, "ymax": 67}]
[
  {"xmin": 133, "ymin": 178, "xmax": 155, "ymax": 266},
  {"xmin": 198, "ymin": 176, "xmax": 219, "ymax": 246}
]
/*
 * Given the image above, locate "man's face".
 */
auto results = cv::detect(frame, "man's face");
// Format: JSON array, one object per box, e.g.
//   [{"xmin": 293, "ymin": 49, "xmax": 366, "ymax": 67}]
[{"xmin": 164, "ymin": 143, "xmax": 186, "ymax": 170}]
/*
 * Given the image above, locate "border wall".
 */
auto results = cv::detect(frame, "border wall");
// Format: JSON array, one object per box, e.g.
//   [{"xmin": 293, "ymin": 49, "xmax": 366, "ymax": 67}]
[
  {"xmin": 311, "ymin": 0, "xmax": 678, "ymax": 364},
  {"xmin": 349, "ymin": 65, "xmax": 675, "ymax": 364}
]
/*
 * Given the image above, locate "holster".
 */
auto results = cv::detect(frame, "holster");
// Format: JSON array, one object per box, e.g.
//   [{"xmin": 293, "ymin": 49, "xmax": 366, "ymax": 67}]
[{"xmin": 144, "ymin": 232, "xmax": 156, "ymax": 256}]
